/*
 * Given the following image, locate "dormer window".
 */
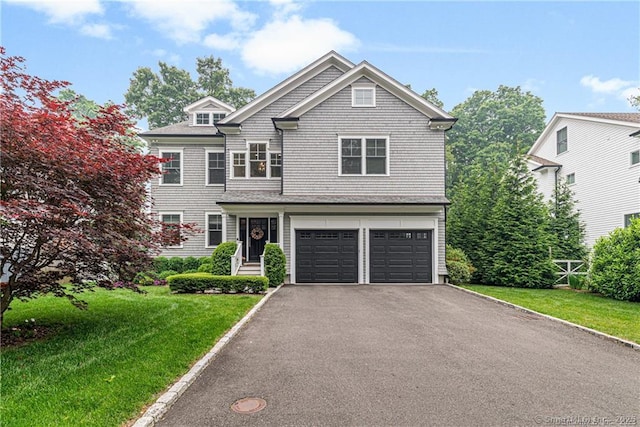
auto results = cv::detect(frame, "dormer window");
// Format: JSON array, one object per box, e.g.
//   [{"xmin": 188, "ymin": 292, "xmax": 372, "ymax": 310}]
[
  {"xmin": 194, "ymin": 112, "xmax": 226, "ymax": 126},
  {"xmin": 352, "ymin": 84, "xmax": 376, "ymax": 107}
]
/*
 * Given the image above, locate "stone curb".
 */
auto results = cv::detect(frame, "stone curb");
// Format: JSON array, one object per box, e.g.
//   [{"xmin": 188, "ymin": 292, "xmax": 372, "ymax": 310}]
[
  {"xmin": 131, "ymin": 284, "xmax": 284, "ymax": 427},
  {"xmin": 445, "ymin": 283, "xmax": 640, "ymax": 351}
]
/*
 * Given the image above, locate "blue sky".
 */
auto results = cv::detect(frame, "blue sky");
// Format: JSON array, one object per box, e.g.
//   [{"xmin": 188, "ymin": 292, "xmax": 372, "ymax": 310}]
[{"xmin": 3, "ymin": 0, "xmax": 639, "ymax": 130}]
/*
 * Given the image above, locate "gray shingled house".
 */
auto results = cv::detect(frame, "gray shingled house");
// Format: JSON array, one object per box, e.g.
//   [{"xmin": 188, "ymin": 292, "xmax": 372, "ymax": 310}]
[{"xmin": 140, "ymin": 52, "xmax": 456, "ymax": 284}]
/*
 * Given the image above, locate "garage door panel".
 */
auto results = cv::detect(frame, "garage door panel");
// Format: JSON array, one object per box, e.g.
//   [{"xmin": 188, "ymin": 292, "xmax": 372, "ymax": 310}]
[
  {"xmin": 296, "ymin": 230, "xmax": 358, "ymax": 283},
  {"xmin": 369, "ymin": 230, "xmax": 433, "ymax": 283}
]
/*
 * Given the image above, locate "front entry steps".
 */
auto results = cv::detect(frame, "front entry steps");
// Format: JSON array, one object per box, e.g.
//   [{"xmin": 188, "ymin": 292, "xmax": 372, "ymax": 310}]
[{"xmin": 237, "ymin": 263, "xmax": 262, "ymax": 276}]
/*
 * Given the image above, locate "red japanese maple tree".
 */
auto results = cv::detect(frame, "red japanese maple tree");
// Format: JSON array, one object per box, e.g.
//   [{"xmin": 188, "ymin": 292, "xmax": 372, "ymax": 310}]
[{"xmin": 0, "ymin": 48, "xmax": 180, "ymax": 324}]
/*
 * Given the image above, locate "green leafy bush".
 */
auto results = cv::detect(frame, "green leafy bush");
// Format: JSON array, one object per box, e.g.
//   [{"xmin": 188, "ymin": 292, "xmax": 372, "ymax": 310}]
[
  {"xmin": 568, "ymin": 274, "xmax": 586, "ymax": 290},
  {"xmin": 183, "ymin": 256, "xmax": 200, "ymax": 272},
  {"xmin": 589, "ymin": 219, "xmax": 640, "ymax": 301},
  {"xmin": 198, "ymin": 256, "xmax": 212, "ymax": 266},
  {"xmin": 168, "ymin": 273, "xmax": 267, "ymax": 294},
  {"xmin": 263, "ymin": 243, "xmax": 286, "ymax": 287},
  {"xmin": 158, "ymin": 270, "xmax": 178, "ymax": 279},
  {"xmin": 197, "ymin": 263, "xmax": 213, "ymax": 273},
  {"xmin": 133, "ymin": 271, "xmax": 159, "ymax": 286},
  {"xmin": 211, "ymin": 242, "xmax": 237, "ymax": 275},
  {"xmin": 167, "ymin": 257, "xmax": 184, "ymax": 273},
  {"xmin": 152, "ymin": 257, "xmax": 170, "ymax": 273},
  {"xmin": 446, "ymin": 246, "xmax": 475, "ymax": 285}
]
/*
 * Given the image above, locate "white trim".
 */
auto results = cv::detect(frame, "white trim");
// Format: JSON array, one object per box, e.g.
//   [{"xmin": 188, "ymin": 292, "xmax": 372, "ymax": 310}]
[
  {"xmin": 230, "ymin": 142, "xmax": 281, "ymax": 180},
  {"xmin": 159, "ymin": 211, "xmax": 184, "ymax": 249},
  {"xmin": 289, "ymin": 215, "xmax": 439, "ymax": 284},
  {"xmin": 230, "ymin": 151, "xmax": 247, "ymax": 179},
  {"xmin": 158, "ymin": 148, "xmax": 184, "ymax": 186},
  {"xmin": 183, "ymin": 96, "xmax": 236, "ymax": 114},
  {"xmin": 193, "ymin": 111, "xmax": 228, "ymax": 127},
  {"xmin": 204, "ymin": 212, "xmax": 223, "ymax": 248},
  {"xmin": 205, "ymin": 148, "xmax": 225, "ymax": 186},
  {"xmin": 337, "ymin": 135, "xmax": 390, "ymax": 176}
]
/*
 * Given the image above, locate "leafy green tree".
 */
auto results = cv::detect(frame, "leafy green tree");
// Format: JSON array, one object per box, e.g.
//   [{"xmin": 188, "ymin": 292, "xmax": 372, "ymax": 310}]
[
  {"xmin": 125, "ymin": 56, "xmax": 255, "ymax": 129},
  {"xmin": 629, "ymin": 90, "xmax": 640, "ymax": 109},
  {"xmin": 548, "ymin": 178, "xmax": 587, "ymax": 260},
  {"xmin": 420, "ymin": 87, "xmax": 444, "ymax": 109},
  {"xmin": 446, "ymin": 86, "xmax": 546, "ymax": 194},
  {"xmin": 447, "ymin": 157, "xmax": 507, "ymax": 283},
  {"xmin": 483, "ymin": 156, "xmax": 556, "ymax": 288}
]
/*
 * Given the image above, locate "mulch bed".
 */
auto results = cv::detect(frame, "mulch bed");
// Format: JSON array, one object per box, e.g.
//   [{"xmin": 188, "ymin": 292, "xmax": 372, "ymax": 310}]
[{"xmin": 1, "ymin": 324, "xmax": 58, "ymax": 349}]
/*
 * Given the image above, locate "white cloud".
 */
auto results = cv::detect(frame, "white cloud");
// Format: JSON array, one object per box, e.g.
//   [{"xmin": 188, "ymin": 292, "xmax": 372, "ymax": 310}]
[
  {"xmin": 80, "ymin": 23, "xmax": 113, "ymax": 39},
  {"xmin": 580, "ymin": 75, "xmax": 634, "ymax": 94},
  {"xmin": 622, "ymin": 86, "xmax": 640, "ymax": 106},
  {"xmin": 5, "ymin": 0, "xmax": 103, "ymax": 23},
  {"xmin": 241, "ymin": 15, "xmax": 359, "ymax": 75},
  {"xmin": 203, "ymin": 33, "xmax": 242, "ymax": 51},
  {"xmin": 124, "ymin": 0, "xmax": 257, "ymax": 44},
  {"xmin": 521, "ymin": 78, "xmax": 545, "ymax": 93},
  {"xmin": 269, "ymin": 0, "xmax": 303, "ymax": 17}
]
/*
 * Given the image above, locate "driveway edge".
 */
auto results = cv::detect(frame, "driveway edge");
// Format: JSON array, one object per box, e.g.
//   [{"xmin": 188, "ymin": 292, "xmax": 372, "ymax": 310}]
[
  {"xmin": 445, "ymin": 283, "xmax": 640, "ymax": 351},
  {"xmin": 132, "ymin": 284, "xmax": 283, "ymax": 427}
]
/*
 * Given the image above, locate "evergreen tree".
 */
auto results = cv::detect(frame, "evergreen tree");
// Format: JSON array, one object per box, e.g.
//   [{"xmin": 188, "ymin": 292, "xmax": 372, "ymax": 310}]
[
  {"xmin": 484, "ymin": 156, "xmax": 556, "ymax": 288},
  {"xmin": 549, "ymin": 178, "xmax": 587, "ymax": 260}
]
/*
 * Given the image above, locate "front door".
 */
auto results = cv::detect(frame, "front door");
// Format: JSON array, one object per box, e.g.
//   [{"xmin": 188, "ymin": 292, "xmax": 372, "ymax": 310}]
[{"xmin": 248, "ymin": 218, "xmax": 268, "ymax": 262}]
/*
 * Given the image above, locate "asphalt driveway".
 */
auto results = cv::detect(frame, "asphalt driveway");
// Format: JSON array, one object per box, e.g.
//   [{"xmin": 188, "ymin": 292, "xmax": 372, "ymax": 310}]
[{"xmin": 157, "ymin": 285, "xmax": 639, "ymax": 426}]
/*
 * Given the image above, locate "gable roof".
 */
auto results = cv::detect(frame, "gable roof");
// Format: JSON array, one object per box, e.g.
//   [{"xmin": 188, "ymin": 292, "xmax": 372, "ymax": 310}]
[
  {"xmin": 217, "ymin": 51, "xmax": 354, "ymax": 125},
  {"xmin": 528, "ymin": 112, "xmax": 640, "ymax": 154},
  {"xmin": 276, "ymin": 60, "xmax": 454, "ymax": 124},
  {"xmin": 527, "ymin": 154, "xmax": 562, "ymax": 171},
  {"xmin": 183, "ymin": 96, "xmax": 236, "ymax": 113},
  {"xmin": 139, "ymin": 121, "xmax": 222, "ymax": 138}
]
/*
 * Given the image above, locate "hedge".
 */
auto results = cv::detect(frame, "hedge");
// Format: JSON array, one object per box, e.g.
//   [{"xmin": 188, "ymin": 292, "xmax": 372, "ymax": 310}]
[
  {"xmin": 211, "ymin": 242, "xmax": 238, "ymax": 275},
  {"xmin": 168, "ymin": 273, "xmax": 268, "ymax": 294},
  {"xmin": 263, "ymin": 243, "xmax": 286, "ymax": 287}
]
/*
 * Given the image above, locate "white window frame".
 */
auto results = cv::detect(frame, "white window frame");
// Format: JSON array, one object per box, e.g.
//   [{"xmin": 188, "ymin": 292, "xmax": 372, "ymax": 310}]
[
  {"xmin": 566, "ymin": 172, "xmax": 575, "ymax": 185},
  {"xmin": 205, "ymin": 212, "xmax": 223, "ymax": 248},
  {"xmin": 205, "ymin": 148, "xmax": 225, "ymax": 186},
  {"xmin": 158, "ymin": 148, "xmax": 184, "ymax": 186},
  {"xmin": 230, "ymin": 151, "xmax": 247, "ymax": 179},
  {"xmin": 631, "ymin": 150, "xmax": 640, "ymax": 166},
  {"xmin": 270, "ymin": 152, "xmax": 282, "ymax": 178},
  {"xmin": 556, "ymin": 127, "xmax": 568, "ymax": 155},
  {"xmin": 193, "ymin": 111, "xmax": 227, "ymax": 126},
  {"xmin": 351, "ymin": 83, "xmax": 376, "ymax": 107},
  {"xmin": 159, "ymin": 211, "xmax": 183, "ymax": 248},
  {"xmin": 338, "ymin": 135, "xmax": 390, "ymax": 176},
  {"xmin": 229, "ymin": 141, "xmax": 281, "ymax": 179}
]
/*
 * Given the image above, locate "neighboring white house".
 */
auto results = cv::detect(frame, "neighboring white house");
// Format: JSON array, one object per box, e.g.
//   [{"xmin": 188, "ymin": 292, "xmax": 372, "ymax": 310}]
[
  {"xmin": 140, "ymin": 52, "xmax": 455, "ymax": 284},
  {"xmin": 528, "ymin": 112, "xmax": 640, "ymax": 247}
]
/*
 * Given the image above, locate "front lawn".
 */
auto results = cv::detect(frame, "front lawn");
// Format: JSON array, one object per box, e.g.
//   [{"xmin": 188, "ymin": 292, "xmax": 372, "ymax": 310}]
[
  {"xmin": 461, "ymin": 285, "xmax": 640, "ymax": 344},
  {"xmin": 1, "ymin": 287, "xmax": 261, "ymax": 427}
]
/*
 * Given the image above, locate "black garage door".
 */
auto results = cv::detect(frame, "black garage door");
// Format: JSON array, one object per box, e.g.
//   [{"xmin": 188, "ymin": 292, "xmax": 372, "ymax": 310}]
[
  {"xmin": 296, "ymin": 230, "xmax": 358, "ymax": 283},
  {"xmin": 369, "ymin": 230, "xmax": 432, "ymax": 283}
]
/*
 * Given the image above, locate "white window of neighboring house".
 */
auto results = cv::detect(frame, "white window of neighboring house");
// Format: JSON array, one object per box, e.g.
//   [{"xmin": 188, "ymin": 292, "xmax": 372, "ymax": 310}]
[
  {"xmin": 631, "ymin": 150, "xmax": 640, "ymax": 166},
  {"xmin": 557, "ymin": 127, "xmax": 568, "ymax": 154},
  {"xmin": 206, "ymin": 150, "xmax": 225, "ymax": 185},
  {"xmin": 160, "ymin": 212, "xmax": 182, "ymax": 248},
  {"xmin": 566, "ymin": 172, "xmax": 575, "ymax": 185},
  {"xmin": 352, "ymin": 84, "xmax": 376, "ymax": 107},
  {"xmin": 231, "ymin": 152, "xmax": 246, "ymax": 178},
  {"xmin": 624, "ymin": 213, "xmax": 640, "ymax": 227},
  {"xmin": 194, "ymin": 112, "xmax": 226, "ymax": 126},
  {"xmin": 270, "ymin": 153, "xmax": 282, "ymax": 178},
  {"xmin": 206, "ymin": 213, "xmax": 223, "ymax": 247},
  {"xmin": 159, "ymin": 150, "xmax": 183, "ymax": 185},
  {"xmin": 339, "ymin": 136, "xmax": 389, "ymax": 176}
]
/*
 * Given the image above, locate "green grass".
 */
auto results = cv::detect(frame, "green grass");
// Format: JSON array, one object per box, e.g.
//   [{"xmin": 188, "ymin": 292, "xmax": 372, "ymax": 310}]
[
  {"xmin": 461, "ymin": 285, "xmax": 640, "ymax": 344},
  {"xmin": 1, "ymin": 287, "xmax": 261, "ymax": 427}
]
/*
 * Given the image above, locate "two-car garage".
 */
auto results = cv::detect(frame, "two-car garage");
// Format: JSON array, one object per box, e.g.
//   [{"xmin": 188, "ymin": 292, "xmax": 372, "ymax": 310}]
[{"xmin": 294, "ymin": 226, "xmax": 433, "ymax": 284}]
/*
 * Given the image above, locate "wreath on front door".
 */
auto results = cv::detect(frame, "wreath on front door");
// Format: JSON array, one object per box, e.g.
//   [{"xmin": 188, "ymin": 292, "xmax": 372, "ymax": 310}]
[{"xmin": 250, "ymin": 227, "xmax": 265, "ymax": 240}]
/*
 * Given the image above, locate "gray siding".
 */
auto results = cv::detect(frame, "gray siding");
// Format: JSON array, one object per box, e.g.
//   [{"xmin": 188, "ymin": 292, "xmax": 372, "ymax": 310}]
[
  {"xmin": 282, "ymin": 85, "xmax": 446, "ymax": 196},
  {"xmin": 150, "ymin": 143, "xmax": 224, "ymax": 257}
]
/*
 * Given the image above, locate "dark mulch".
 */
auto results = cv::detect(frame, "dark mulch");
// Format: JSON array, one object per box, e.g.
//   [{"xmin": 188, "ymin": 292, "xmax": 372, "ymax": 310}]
[{"xmin": 1, "ymin": 323, "xmax": 59, "ymax": 349}]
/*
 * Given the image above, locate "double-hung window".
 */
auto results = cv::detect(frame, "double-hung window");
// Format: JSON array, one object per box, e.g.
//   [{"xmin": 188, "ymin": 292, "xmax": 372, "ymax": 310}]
[
  {"xmin": 631, "ymin": 150, "xmax": 640, "ymax": 166},
  {"xmin": 159, "ymin": 150, "xmax": 182, "ymax": 185},
  {"xmin": 160, "ymin": 213, "xmax": 182, "ymax": 247},
  {"xmin": 207, "ymin": 151, "xmax": 224, "ymax": 185},
  {"xmin": 556, "ymin": 127, "xmax": 568, "ymax": 154},
  {"xmin": 194, "ymin": 112, "xmax": 226, "ymax": 126},
  {"xmin": 270, "ymin": 153, "xmax": 282, "ymax": 178},
  {"xmin": 249, "ymin": 143, "xmax": 267, "ymax": 178},
  {"xmin": 231, "ymin": 142, "xmax": 281, "ymax": 179},
  {"xmin": 207, "ymin": 214, "xmax": 223, "ymax": 246},
  {"xmin": 340, "ymin": 137, "xmax": 388, "ymax": 175},
  {"xmin": 232, "ymin": 153, "xmax": 246, "ymax": 178}
]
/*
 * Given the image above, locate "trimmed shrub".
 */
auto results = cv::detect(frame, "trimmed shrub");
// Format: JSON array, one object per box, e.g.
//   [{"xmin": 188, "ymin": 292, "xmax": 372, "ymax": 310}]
[
  {"xmin": 198, "ymin": 256, "xmax": 212, "ymax": 266},
  {"xmin": 183, "ymin": 256, "xmax": 200, "ymax": 272},
  {"xmin": 446, "ymin": 246, "xmax": 475, "ymax": 285},
  {"xmin": 588, "ymin": 219, "xmax": 640, "ymax": 301},
  {"xmin": 168, "ymin": 273, "xmax": 268, "ymax": 294},
  {"xmin": 152, "ymin": 256, "xmax": 170, "ymax": 273},
  {"xmin": 158, "ymin": 270, "xmax": 179, "ymax": 279},
  {"xmin": 211, "ymin": 241, "xmax": 238, "ymax": 275},
  {"xmin": 167, "ymin": 256, "xmax": 185, "ymax": 273},
  {"xmin": 133, "ymin": 271, "xmax": 159, "ymax": 286},
  {"xmin": 263, "ymin": 243, "xmax": 286, "ymax": 287},
  {"xmin": 197, "ymin": 263, "xmax": 213, "ymax": 273}
]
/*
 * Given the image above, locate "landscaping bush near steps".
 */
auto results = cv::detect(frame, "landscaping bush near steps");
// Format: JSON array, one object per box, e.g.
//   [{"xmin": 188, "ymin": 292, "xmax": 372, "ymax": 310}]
[
  {"xmin": 168, "ymin": 273, "xmax": 267, "ymax": 294},
  {"xmin": 263, "ymin": 243, "xmax": 286, "ymax": 287},
  {"xmin": 211, "ymin": 242, "xmax": 238, "ymax": 275}
]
